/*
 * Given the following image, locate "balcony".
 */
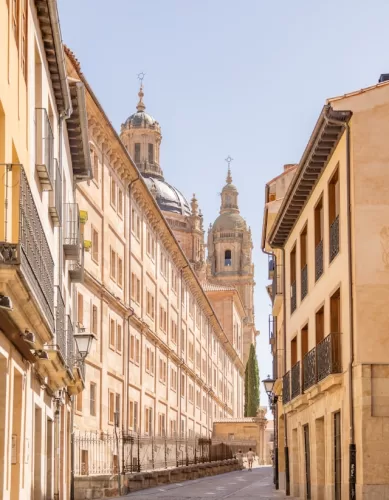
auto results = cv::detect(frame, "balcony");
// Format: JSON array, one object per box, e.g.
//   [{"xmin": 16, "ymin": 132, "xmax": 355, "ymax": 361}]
[
  {"xmin": 0, "ymin": 164, "xmax": 54, "ymax": 334},
  {"xmin": 268, "ymin": 315, "xmax": 276, "ymax": 346},
  {"xmin": 69, "ymin": 243, "xmax": 85, "ymax": 283},
  {"xmin": 35, "ymin": 108, "xmax": 54, "ymax": 191},
  {"xmin": 268, "ymin": 254, "xmax": 275, "ymax": 280},
  {"xmin": 290, "ymin": 281, "xmax": 297, "ymax": 314},
  {"xmin": 63, "ymin": 203, "xmax": 80, "ymax": 260},
  {"xmin": 301, "ymin": 265, "xmax": 308, "ymax": 301},
  {"xmin": 330, "ymin": 215, "xmax": 339, "ymax": 262},
  {"xmin": 282, "ymin": 371, "xmax": 291, "ymax": 404},
  {"xmin": 49, "ymin": 159, "xmax": 62, "ymax": 226},
  {"xmin": 291, "ymin": 361, "xmax": 301, "ymax": 399},
  {"xmin": 66, "ymin": 317, "xmax": 85, "ymax": 395},
  {"xmin": 272, "ymin": 264, "xmax": 283, "ymax": 315},
  {"xmin": 303, "ymin": 347, "xmax": 317, "ymax": 391},
  {"xmin": 315, "ymin": 240, "xmax": 323, "ymax": 281},
  {"xmin": 317, "ymin": 332, "xmax": 341, "ymax": 382}
]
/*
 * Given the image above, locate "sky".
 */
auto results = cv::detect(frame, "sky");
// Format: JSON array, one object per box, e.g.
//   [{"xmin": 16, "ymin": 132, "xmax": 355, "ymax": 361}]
[{"xmin": 58, "ymin": 0, "xmax": 389, "ymax": 411}]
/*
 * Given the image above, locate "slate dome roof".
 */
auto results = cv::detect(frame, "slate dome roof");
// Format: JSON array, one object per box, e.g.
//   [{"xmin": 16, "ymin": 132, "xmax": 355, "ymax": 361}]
[
  {"xmin": 212, "ymin": 212, "xmax": 246, "ymax": 231},
  {"xmin": 144, "ymin": 177, "xmax": 191, "ymax": 216},
  {"xmin": 124, "ymin": 111, "xmax": 158, "ymax": 128}
]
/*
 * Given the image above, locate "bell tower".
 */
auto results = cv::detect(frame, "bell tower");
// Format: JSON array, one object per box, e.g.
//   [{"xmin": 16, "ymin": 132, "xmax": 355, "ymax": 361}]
[{"xmin": 207, "ymin": 158, "xmax": 258, "ymax": 362}]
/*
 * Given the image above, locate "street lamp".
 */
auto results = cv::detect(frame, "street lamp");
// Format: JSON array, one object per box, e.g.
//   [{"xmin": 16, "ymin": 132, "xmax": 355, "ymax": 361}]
[
  {"xmin": 262, "ymin": 374, "xmax": 275, "ymax": 398},
  {"xmin": 74, "ymin": 332, "xmax": 96, "ymax": 361}
]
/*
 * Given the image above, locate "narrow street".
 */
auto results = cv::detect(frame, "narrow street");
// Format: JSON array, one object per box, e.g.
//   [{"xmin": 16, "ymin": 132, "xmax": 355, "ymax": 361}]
[{"xmin": 119, "ymin": 466, "xmax": 292, "ymax": 499}]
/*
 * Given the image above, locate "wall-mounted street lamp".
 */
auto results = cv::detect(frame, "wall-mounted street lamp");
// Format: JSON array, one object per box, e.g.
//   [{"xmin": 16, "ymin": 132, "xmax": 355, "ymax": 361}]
[
  {"xmin": 262, "ymin": 374, "xmax": 275, "ymax": 397},
  {"xmin": 74, "ymin": 332, "xmax": 96, "ymax": 362}
]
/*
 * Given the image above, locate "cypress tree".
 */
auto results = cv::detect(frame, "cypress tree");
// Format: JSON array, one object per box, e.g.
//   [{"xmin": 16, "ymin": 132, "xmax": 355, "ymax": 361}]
[{"xmin": 244, "ymin": 344, "xmax": 260, "ymax": 417}]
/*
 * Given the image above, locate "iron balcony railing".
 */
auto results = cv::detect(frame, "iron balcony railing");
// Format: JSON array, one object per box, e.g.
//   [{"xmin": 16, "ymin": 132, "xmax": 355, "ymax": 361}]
[
  {"xmin": 268, "ymin": 254, "xmax": 275, "ymax": 280},
  {"xmin": 55, "ymin": 287, "xmax": 66, "ymax": 360},
  {"xmin": 317, "ymin": 332, "xmax": 342, "ymax": 382},
  {"xmin": 49, "ymin": 158, "xmax": 62, "ymax": 227},
  {"xmin": 291, "ymin": 361, "xmax": 301, "ymax": 400},
  {"xmin": 35, "ymin": 108, "xmax": 54, "ymax": 190},
  {"xmin": 330, "ymin": 215, "xmax": 340, "ymax": 262},
  {"xmin": 272, "ymin": 264, "xmax": 283, "ymax": 305},
  {"xmin": 290, "ymin": 281, "xmax": 297, "ymax": 314},
  {"xmin": 303, "ymin": 347, "xmax": 317, "ymax": 391},
  {"xmin": 0, "ymin": 164, "xmax": 55, "ymax": 331},
  {"xmin": 268, "ymin": 315, "xmax": 277, "ymax": 344},
  {"xmin": 282, "ymin": 371, "xmax": 291, "ymax": 404},
  {"xmin": 301, "ymin": 265, "xmax": 308, "ymax": 301},
  {"xmin": 63, "ymin": 203, "xmax": 80, "ymax": 259},
  {"xmin": 315, "ymin": 240, "xmax": 323, "ymax": 281},
  {"xmin": 66, "ymin": 315, "xmax": 75, "ymax": 368}
]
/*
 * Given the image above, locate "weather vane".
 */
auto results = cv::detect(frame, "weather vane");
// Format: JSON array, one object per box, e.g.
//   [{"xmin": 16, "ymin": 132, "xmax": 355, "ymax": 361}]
[
  {"xmin": 225, "ymin": 156, "xmax": 233, "ymax": 168},
  {"xmin": 137, "ymin": 72, "xmax": 146, "ymax": 84}
]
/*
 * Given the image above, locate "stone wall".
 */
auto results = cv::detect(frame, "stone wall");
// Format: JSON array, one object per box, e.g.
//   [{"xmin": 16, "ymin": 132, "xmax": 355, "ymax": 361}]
[{"xmin": 74, "ymin": 458, "xmax": 241, "ymax": 499}]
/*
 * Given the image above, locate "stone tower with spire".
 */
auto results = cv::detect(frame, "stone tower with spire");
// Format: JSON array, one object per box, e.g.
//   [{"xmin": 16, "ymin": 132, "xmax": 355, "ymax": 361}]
[
  {"xmin": 120, "ymin": 82, "xmax": 206, "ymax": 279},
  {"xmin": 207, "ymin": 163, "xmax": 257, "ymax": 363}
]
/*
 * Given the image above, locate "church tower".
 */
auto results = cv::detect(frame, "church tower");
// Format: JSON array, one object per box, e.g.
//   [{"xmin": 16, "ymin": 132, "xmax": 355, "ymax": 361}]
[{"xmin": 207, "ymin": 161, "xmax": 257, "ymax": 363}]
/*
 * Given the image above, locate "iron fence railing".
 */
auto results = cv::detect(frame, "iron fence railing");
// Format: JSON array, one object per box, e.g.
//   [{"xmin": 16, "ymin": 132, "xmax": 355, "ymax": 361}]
[
  {"xmin": 315, "ymin": 240, "xmax": 323, "ymax": 281},
  {"xmin": 49, "ymin": 158, "xmax": 62, "ymax": 227},
  {"xmin": 268, "ymin": 315, "xmax": 276, "ymax": 344},
  {"xmin": 330, "ymin": 215, "xmax": 340, "ymax": 262},
  {"xmin": 282, "ymin": 371, "xmax": 291, "ymax": 404},
  {"xmin": 272, "ymin": 264, "xmax": 283, "ymax": 305},
  {"xmin": 291, "ymin": 361, "xmax": 301, "ymax": 400},
  {"xmin": 0, "ymin": 164, "xmax": 54, "ymax": 331},
  {"xmin": 74, "ymin": 432, "xmax": 238, "ymax": 476},
  {"xmin": 290, "ymin": 281, "xmax": 297, "ymax": 314},
  {"xmin": 303, "ymin": 347, "xmax": 317, "ymax": 391},
  {"xmin": 317, "ymin": 332, "xmax": 341, "ymax": 382},
  {"xmin": 301, "ymin": 265, "xmax": 308, "ymax": 301},
  {"xmin": 63, "ymin": 203, "xmax": 80, "ymax": 247},
  {"xmin": 55, "ymin": 287, "xmax": 66, "ymax": 360},
  {"xmin": 66, "ymin": 315, "xmax": 75, "ymax": 369}
]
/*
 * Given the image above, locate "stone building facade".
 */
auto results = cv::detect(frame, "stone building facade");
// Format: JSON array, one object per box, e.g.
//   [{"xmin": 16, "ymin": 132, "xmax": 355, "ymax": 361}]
[
  {"xmin": 263, "ymin": 75, "xmax": 389, "ymax": 499},
  {"xmin": 0, "ymin": 1, "xmax": 90, "ymax": 499},
  {"xmin": 65, "ymin": 49, "xmax": 259, "ymax": 460}
]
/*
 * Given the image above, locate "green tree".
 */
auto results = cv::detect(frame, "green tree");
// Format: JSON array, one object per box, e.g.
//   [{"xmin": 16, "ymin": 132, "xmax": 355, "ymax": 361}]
[{"xmin": 244, "ymin": 344, "xmax": 260, "ymax": 417}]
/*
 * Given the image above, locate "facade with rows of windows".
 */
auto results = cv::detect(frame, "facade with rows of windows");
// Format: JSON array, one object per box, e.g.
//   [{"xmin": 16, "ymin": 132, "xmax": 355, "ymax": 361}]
[
  {"xmin": 66, "ymin": 48, "xmax": 258, "ymax": 454},
  {"xmin": 263, "ymin": 76, "xmax": 389, "ymax": 499}
]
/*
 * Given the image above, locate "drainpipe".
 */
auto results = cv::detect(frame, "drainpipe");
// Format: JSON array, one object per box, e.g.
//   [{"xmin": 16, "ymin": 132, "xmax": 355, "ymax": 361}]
[
  {"xmin": 324, "ymin": 110, "xmax": 355, "ymax": 499},
  {"xmin": 281, "ymin": 247, "xmax": 290, "ymax": 497},
  {"xmin": 262, "ymin": 244, "xmax": 279, "ymax": 490},
  {"xmin": 53, "ymin": 397, "xmax": 62, "ymax": 500}
]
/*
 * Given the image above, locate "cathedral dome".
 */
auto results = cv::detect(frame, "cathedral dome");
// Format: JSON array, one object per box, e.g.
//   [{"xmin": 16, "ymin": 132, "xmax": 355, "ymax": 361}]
[
  {"xmin": 144, "ymin": 177, "xmax": 191, "ymax": 216},
  {"xmin": 213, "ymin": 212, "xmax": 246, "ymax": 231},
  {"xmin": 124, "ymin": 110, "xmax": 158, "ymax": 128}
]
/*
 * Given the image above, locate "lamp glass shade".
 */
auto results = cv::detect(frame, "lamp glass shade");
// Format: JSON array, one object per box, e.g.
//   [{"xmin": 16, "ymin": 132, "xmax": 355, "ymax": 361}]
[
  {"xmin": 262, "ymin": 375, "xmax": 275, "ymax": 395},
  {"xmin": 74, "ymin": 333, "xmax": 95, "ymax": 358}
]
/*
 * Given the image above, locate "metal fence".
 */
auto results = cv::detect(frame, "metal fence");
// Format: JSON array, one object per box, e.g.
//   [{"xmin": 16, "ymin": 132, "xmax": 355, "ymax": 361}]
[{"xmin": 74, "ymin": 431, "xmax": 244, "ymax": 476}]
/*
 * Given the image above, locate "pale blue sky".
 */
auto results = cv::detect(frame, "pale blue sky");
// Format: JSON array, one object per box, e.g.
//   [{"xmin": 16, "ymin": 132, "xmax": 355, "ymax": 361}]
[{"xmin": 58, "ymin": 0, "xmax": 389, "ymax": 409}]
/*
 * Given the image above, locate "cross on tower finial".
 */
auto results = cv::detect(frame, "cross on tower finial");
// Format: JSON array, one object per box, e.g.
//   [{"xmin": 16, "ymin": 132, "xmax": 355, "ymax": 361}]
[
  {"xmin": 225, "ymin": 156, "xmax": 233, "ymax": 184},
  {"xmin": 136, "ymin": 72, "xmax": 146, "ymax": 112}
]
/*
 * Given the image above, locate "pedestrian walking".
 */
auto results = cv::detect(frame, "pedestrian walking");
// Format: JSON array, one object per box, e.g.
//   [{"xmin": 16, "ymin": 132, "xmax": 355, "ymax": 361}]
[
  {"xmin": 247, "ymin": 447, "xmax": 255, "ymax": 471},
  {"xmin": 236, "ymin": 449, "xmax": 244, "ymax": 468}
]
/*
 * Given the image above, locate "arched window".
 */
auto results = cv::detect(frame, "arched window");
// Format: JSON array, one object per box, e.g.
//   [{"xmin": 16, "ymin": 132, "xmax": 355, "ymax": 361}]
[{"xmin": 225, "ymin": 249, "xmax": 232, "ymax": 266}]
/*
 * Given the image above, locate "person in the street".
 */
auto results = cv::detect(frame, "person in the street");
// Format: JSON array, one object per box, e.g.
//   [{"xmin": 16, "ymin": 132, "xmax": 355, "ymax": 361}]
[
  {"xmin": 236, "ymin": 449, "xmax": 244, "ymax": 468},
  {"xmin": 247, "ymin": 447, "xmax": 255, "ymax": 471}
]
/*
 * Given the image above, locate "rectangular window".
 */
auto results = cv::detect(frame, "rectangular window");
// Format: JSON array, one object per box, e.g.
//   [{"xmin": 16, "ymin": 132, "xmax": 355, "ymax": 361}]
[
  {"xmin": 189, "ymin": 341, "xmax": 194, "ymax": 361},
  {"xmin": 118, "ymin": 189, "xmax": 123, "ymax": 216},
  {"xmin": 116, "ymin": 324, "xmax": 122, "ymax": 353},
  {"xmin": 170, "ymin": 419, "xmax": 177, "ymax": 437},
  {"xmin": 196, "ymin": 389, "xmax": 201, "ymax": 408},
  {"xmin": 330, "ymin": 289, "xmax": 341, "ymax": 333},
  {"xmin": 76, "ymin": 391, "xmax": 82, "ymax": 413},
  {"xmin": 181, "ymin": 373, "xmax": 185, "ymax": 397},
  {"xmin": 111, "ymin": 178, "xmax": 116, "ymax": 207},
  {"xmin": 316, "ymin": 306, "xmax": 325, "ymax": 344},
  {"xmin": 92, "ymin": 305, "xmax": 98, "ymax": 335},
  {"xmin": 300, "ymin": 225, "xmax": 308, "ymax": 301},
  {"xmin": 118, "ymin": 257, "xmax": 123, "ymax": 288},
  {"xmin": 189, "ymin": 383, "xmax": 194, "ymax": 402},
  {"xmin": 181, "ymin": 329, "xmax": 185, "ymax": 353},
  {"xmin": 135, "ymin": 143, "xmax": 141, "ymax": 163},
  {"xmin": 145, "ymin": 407, "xmax": 152, "ymax": 435},
  {"xmin": 158, "ymin": 413, "xmax": 165, "ymax": 437},
  {"xmin": 115, "ymin": 393, "xmax": 121, "ymax": 426},
  {"xmin": 290, "ymin": 245, "xmax": 297, "ymax": 314},
  {"xmin": 135, "ymin": 338, "xmax": 140, "ymax": 364},
  {"xmin": 110, "ymin": 318, "xmax": 116, "ymax": 348},
  {"xmin": 21, "ymin": 0, "xmax": 27, "ymax": 80},
  {"xmin": 171, "ymin": 320, "xmax": 177, "ymax": 344},
  {"xmin": 329, "ymin": 168, "xmax": 340, "ymax": 262},
  {"xmin": 77, "ymin": 293, "xmax": 84, "ymax": 326},
  {"xmin": 171, "ymin": 269, "xmax": 177, "ymax": 293},
  {"xmin": 196, "ymin": 349, "xmax": 200, "ymax": 369},
  {"xmin": 146, "ymin": 291, "xmax": 155, "ymax": 319},
  {"xmin": 136, "ymin": 216, "xmax": 141, "ymax": 239},
  {"xmin": 315, "ymin": 197, "xmax": 324, "ymax": 281},
  {"xmin": 90, "ymin": 383, "xmax": 96, "ymax": 416},
  {"xmin": 170, "ymin": 367, "xmax": 177, "ymax": 391},
  {"xmin": 291, "ymin": 336, "xmax": 298, "ymax": 367},
  {"xmin": 131, "ymin": 208, "xmax": 136, "ymax": 232},
  {"xmin": 12, "ymin": 0, "xmax": 20, "ymax": 46},
  {"xmin": 110, "ymin": 249, "xmax": 116, "ymax": 281},
  {"xmin": 92, "ymin": 150, "xmax": 99, "ymax": 182},
  {"xmin": 148, "ymin": 143, "xmax": 154, "ymax": 163},
  {"xmin": 130, "ymin": 335, "xmax": 135, "ymax": 361},
  {"xmin": 159, "ymin": 306, "xmax": 167, "ymax": 333},
  {"xmin": 92, "ymin": 228, "xmax": 99, "ymax": 263},
  {"xmin": 109, "ymin": 391, "xmax": 115, "ymax": 424}
]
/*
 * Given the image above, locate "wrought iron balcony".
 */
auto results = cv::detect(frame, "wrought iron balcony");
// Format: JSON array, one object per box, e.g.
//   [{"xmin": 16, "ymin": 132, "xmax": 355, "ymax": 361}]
[
  {"xmin": 0, "ymin": 164, "xmax": 54, "ymax": 332},
  {"xmin": 282, "ymin": 371, "xmax": 291, "ymax": 404},
  {"xmin": 317, "ymin": 332, "xmax": 341, "ymax": 382},
  {"xmin": 69, "ymin": 243, "xmax": 84, "ymax": 283},
  {"xmin": 272, "ymin": 264, "xmax": 283, "ymax": 305},
  {"xmin": 66, "ymin": 315, "xmax": 75, "ymax": 368},
  {"xmin": 35, "ymin": 108, "xmax": 54, "ymax": 191},
  {"xmin": 290, "ymin": 281, "xmax": 297, "ymax": 314},
  {"xmin": 315, "ymin": 240, "xmax": 323, "ymax": 281},
  {"xmin": 268, "ymin": 315, "xmax": 276, "ymax": 345},
  {"xmin": 301, "ymin": 265, "xmax": 308, "ymax": 301},
  {"xmin": 330, "ymin": 215, "xmax": 340, "ymax": 262},
  {"xmin": 55, "ymin": 287, "xmax": 66, "ymax": 360},
  {"xmin": 49, "ymin": 159, "xmax": 62, "ymax": 227},
  {"xmin": 63, "ymin": 203, "xmax": 80, "ymax": 260},
  {"xmin": 303, "ymin": 347, "xmax": 317, "ymax": 391},
  {"xmin": 291, "ymin": 361, "xmax": 301, "ymax": 399},
  {"xmin": 268, "ymin": 254, "xmax": 275, "ymax": 280}
]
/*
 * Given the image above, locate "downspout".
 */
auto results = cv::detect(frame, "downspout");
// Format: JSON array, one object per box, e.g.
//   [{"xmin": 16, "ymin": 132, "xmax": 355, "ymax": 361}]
[
  {"xmin": 324, "ymin": 110, "xmax": 355, "ymax": 498},
  {"xmin": 281, "ymin": 247, "xmax": 290, "ymax": 496}
]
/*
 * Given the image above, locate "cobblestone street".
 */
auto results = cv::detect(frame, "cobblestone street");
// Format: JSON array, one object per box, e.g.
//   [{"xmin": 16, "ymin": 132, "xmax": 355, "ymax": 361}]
[{"xmin": 118, "ymin": 466, "xmax": 293, "ymax": 499}]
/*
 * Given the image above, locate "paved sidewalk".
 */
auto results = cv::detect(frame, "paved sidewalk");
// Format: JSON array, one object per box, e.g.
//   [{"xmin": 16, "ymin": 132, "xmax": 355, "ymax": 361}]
[{"xmin": 117, "ymin": 466, "xmax": 294, "ymax": 499}]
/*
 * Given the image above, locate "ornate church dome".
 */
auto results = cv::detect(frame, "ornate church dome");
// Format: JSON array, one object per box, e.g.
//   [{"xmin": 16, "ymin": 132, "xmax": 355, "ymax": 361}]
[
  {"xmin": 124, "ymin": 110, "xmax": 158, "ymax": 128},
  {"xmin": 144, "ymin": 177, "xmax": 191, "ymax": 216},
  {"xmin": 213, "ymin": 212, "xmax": 246, "ymax": 231}
]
